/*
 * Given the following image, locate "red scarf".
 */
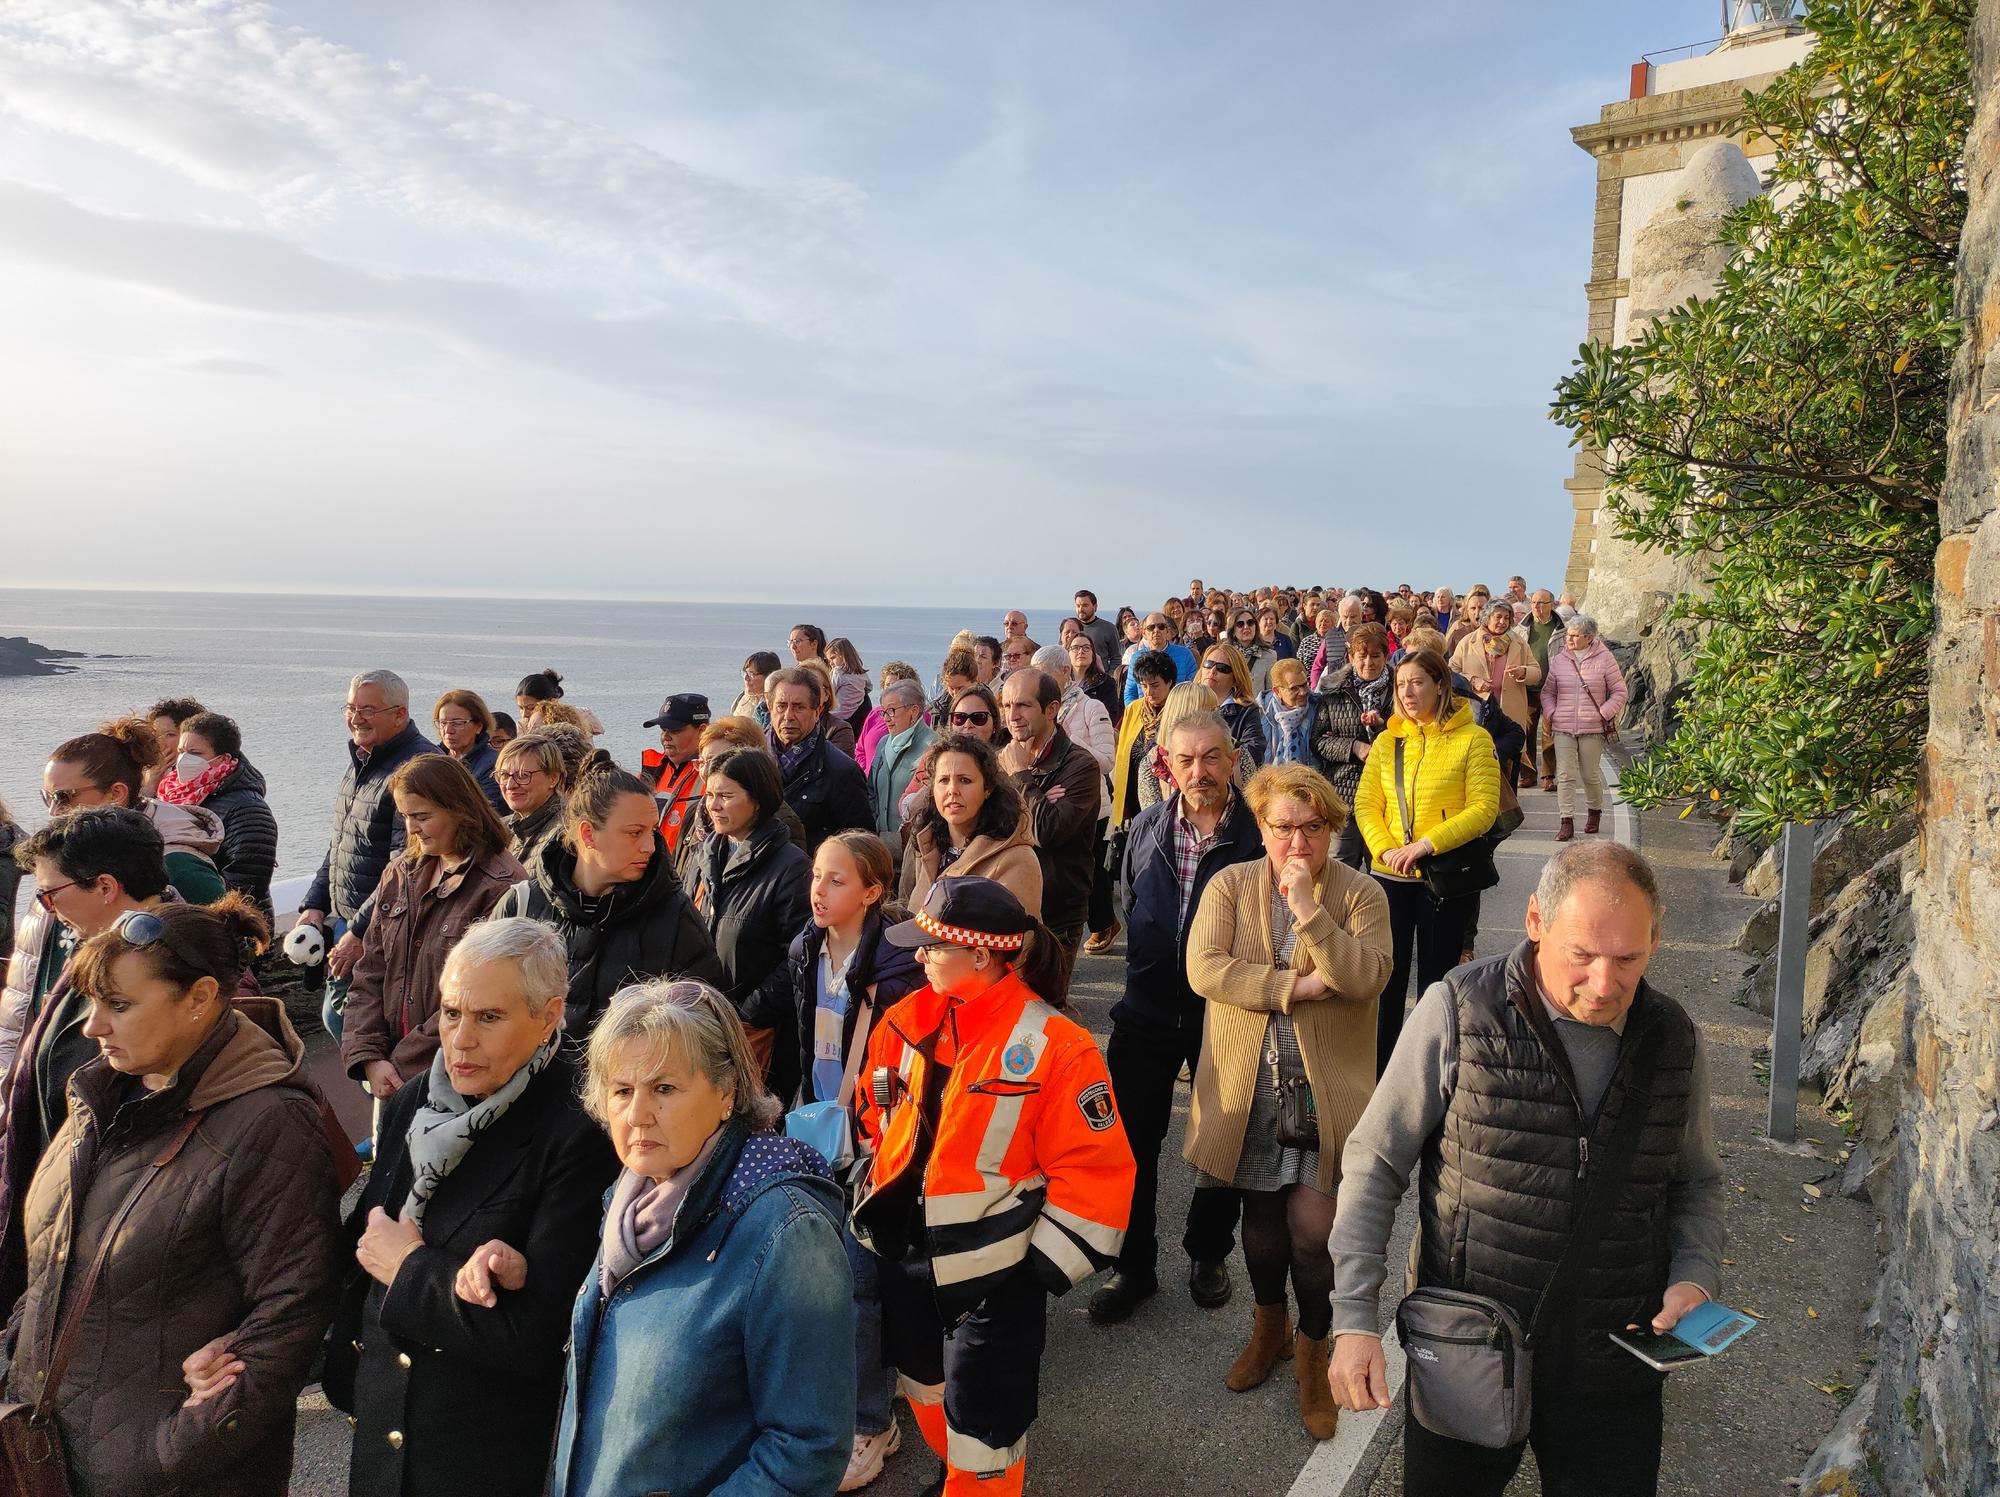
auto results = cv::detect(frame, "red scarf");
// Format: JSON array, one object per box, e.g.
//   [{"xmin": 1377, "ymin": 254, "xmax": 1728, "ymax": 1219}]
[{"xmin": 157, "ymin": 754, "xmax": 237, "ymax": 806}]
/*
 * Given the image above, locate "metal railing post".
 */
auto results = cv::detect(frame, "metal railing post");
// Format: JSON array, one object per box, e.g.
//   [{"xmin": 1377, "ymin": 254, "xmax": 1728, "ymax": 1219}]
[{"xmin": 1765, "ymin": 821, "xmax": 1813, "ymax": 1142}]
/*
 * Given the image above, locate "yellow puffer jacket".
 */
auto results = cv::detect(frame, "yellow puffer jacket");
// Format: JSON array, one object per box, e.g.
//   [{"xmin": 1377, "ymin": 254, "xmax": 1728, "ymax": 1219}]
[{"xmin": 1351, "ymin": 701, "xmax": 1500, "ymax": 878}]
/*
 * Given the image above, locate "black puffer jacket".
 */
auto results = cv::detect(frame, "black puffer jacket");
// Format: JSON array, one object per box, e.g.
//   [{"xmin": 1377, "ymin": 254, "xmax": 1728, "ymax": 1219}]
[
  {"xmin": 772, "ymin": 725, "xmax": 873, "ymax": 855},
  {"xmin": 493, "ymin": 836, "xmax": 725, "ymax": 1039},
  {"xmin": 688, "ymin": 816, "xmax": 811, "ymax": 1036},
  {"xmin": 303, "ymin": 722, "xmax": 437, "ymax": 935},
  {"xmin": 203, "ymin": 757, "xmax": 280, "ymax": 919}
]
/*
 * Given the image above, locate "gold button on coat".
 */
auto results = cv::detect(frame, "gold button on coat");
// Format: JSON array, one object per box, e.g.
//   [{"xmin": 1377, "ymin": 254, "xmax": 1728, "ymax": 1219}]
[
  {"xmin": 396, "ymin": 1353, "xmax": 412, "ymax": 1369},
  {"xmin": 387, "ymin": 1431, "xmax": 404, "ymax": 1450}
]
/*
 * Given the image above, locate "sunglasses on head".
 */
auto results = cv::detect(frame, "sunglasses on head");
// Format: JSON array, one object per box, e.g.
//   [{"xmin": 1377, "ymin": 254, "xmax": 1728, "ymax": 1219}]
[
  {"xmin": 113, "ymin": 908, "xmax": 203, "ymax": 966},
  {"xmin": 950, "ymin": 710, "xmax": 992, "ymax": 727}
]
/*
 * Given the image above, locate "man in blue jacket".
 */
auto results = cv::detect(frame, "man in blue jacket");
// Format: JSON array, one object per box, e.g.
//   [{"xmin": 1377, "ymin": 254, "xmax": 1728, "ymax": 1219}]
[
  {"xmin": 298, "ymin": 669, "xmax": 436, "ymax": 1040},
  {"xmin": 1091, "ymin": 709, "xmax": 1260, "ymax": 1324},
  {"xmin": 1122, "ymin": 613, "xmax": 1196, "ymax": 706}
]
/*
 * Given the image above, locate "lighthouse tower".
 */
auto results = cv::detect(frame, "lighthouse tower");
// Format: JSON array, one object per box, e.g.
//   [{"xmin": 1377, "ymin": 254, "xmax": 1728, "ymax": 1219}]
[{"xmin": 1558, "ymin": 3, "xmax": 1812, "ymax": 612}]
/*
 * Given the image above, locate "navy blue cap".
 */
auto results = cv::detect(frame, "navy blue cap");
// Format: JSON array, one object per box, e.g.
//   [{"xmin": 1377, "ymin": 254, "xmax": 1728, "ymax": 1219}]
[{"xmin": 644, "ymin": 692, "xmax": 711, "ymax": 730}]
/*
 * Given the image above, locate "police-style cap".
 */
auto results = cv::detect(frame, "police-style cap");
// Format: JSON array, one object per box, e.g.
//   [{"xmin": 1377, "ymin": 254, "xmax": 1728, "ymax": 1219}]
[
  {"xmin": 886, "ymin": 875, "xmax": 1031, "ymax": 952},
  {"xmin": 643, "ymin": 692, "xmax": 711, "ymax": 730}
]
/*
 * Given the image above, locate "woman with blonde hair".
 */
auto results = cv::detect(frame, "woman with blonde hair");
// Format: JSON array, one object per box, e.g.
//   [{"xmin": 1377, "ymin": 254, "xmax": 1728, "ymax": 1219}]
[
  {"xmin": 534, "ymin": 700, "xmax": 601, "ymax": 740},
  {"xmin": 1196, "ymin": 642, "xmax": 1269, "ymax": 769},
  {"xmin": 1185, "ymin": 760, "xmax": 1391, "ymax": 1438},
  {"xmin": 341, "ymin": 754, "xmax": 524, "ymax": 1093},
  {"xmin": 495, "ymin": 730, "xmax": 570, "ymax": 870}
]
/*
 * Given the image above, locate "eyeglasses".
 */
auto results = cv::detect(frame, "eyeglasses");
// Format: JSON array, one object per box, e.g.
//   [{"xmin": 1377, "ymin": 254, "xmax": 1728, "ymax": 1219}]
[
  {"xmin": 950, "ymin": 710, "xmax": 992, "ymax": 727},
  {"xmin": 495, "ymin": 769, "xmax": 547, "ymax": 785},
  {"xmin": 40, "ymin": 786, "xmax": 100, "ymax": 812},
  {"xmin": 344, "ymin": 703, "xmax": 400, "ymax": 721},
  {"xmin": 435, "ymin": 716, "xmax": 475, "ymax": 731},
  {"xmin": 1142, "ymin": 623, "xmax": 1171, "ymax": 634},
  {"xmin": 1264, "ymin": 818, "xmax": 1331, "ymax": 840},
  {"xmin": 33, "ymin": 880, "xmax": 78, "ymax": 911}
]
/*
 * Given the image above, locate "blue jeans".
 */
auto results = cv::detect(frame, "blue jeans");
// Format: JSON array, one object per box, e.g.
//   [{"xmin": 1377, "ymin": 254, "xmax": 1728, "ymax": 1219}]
[
  {"xmin": 844, "ymin": 1221, "xmax": 894, "ymax": 1436},
  {"xmin": 319, "ymin": 917, "xmax": 352, "ymax": 1041}
]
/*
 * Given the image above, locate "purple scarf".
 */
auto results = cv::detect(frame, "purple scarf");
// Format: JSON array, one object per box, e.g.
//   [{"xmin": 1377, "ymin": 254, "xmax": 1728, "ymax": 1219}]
[{"xmin": 599, "ymin": 1126, "xmax": 725, "ymax": 1291}]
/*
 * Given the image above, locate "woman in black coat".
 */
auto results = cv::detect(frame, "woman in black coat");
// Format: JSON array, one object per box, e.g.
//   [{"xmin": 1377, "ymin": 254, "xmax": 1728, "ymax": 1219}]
[
  {"xmin": 175, "ymin": 713, "xmax": 280, "ymax": 919},
  {"xmin": 491, "ymin": 752, "xmax": 726, "ymax": 1038},
  {"xmin": 687, "ymin": 749, "xmax": 812, "ymax": 1101},
  {"xmin": 325, "ymin": 918, "xmax": 619, "ymax": 1497}
]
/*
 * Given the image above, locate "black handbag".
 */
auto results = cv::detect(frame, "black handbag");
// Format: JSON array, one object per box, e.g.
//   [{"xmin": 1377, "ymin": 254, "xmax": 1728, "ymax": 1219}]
[
  {"xmin": 1393, "ymin": 738, "xmax": 1500, "ymax": 901},
  {"xmin": 1266, "ymin": 1024, "xmax": 1318, "ymax": 1149}
]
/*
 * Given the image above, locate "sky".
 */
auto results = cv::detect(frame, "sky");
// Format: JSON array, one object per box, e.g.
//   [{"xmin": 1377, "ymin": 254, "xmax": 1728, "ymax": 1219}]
[{"xmin": 0, "ymin": 1, "xmax": 1726, "ymax": 607}]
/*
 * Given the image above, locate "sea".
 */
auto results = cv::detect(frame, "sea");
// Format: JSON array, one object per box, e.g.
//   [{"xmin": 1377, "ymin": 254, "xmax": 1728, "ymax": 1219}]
[{"xmin": 1, "ymin": 588, "xmax": 1044, "ymax": 882}]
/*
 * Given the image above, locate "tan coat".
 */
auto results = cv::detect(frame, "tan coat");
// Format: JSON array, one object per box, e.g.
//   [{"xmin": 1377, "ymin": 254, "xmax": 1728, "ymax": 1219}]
[
  {"xmin": 1183, "ymin": 856, "xmax": 1393, "ymax": 1195},
  {"xmin": 898, "ymin": 816, "xmax": 1044, "ymax": 919},
  {"xmin": 1450, "ymin": 630, "xmax": 1542, "ymax": 730}
]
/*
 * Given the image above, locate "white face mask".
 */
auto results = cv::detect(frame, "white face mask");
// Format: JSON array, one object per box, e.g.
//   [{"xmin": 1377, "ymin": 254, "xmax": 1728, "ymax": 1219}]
[{"xmin": 174, "ymin": 751, "xmax": 209, "ymax": 782}]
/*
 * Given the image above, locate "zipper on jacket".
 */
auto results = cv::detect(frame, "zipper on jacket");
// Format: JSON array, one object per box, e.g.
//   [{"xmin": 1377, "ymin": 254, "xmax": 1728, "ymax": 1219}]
[{"xmin": 1577, "ymin": 1133, "xmax": 1589, "ymax": 1183}]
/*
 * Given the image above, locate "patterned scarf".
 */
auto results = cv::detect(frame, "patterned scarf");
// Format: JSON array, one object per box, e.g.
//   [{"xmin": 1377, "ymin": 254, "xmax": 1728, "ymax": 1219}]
[
  {"xmin": 156, "ymin": 754, "xmax": 237, "ymax": 807},
  {"xmin": 1267, "ymin": 699, "xmax": 1315, "ymax": 766},
  {"xmin": 403, "ymin": 1033, "xmax": 558, "ymax": 1227}
]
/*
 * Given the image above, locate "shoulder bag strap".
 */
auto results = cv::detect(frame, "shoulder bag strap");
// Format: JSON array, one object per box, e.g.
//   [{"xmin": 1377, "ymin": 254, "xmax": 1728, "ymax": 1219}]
[
  {"xmin": 1526, "ymin": 1040, "xmax": 1661, "ymax": 1340},
  {"xmin": 1392, "ymin": 738, "xmax": 1414, "ymax": 846},
  {"xmin": 833, "ymin": 984, "xmax": 877, "ymax": 1111},
  {"xmin": 1571, "ymin": 654, "xmax": 1608, "ymax": 720},
  {"xmin": 35, "ymin": 1109, "xmax": 205, "ymax": 1418}
]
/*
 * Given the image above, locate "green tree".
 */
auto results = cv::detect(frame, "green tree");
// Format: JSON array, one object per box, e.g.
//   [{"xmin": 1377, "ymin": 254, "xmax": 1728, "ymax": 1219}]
[{"xmin": 1549, "ymin": 0, "xmax": 1969, "ymax": 840}]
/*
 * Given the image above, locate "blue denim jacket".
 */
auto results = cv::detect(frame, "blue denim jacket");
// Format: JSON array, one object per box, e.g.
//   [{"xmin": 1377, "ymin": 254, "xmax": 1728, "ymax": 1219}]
[{"xmin": 550, "ymin": 1125, "xmax": 856, "ymax": 1497}]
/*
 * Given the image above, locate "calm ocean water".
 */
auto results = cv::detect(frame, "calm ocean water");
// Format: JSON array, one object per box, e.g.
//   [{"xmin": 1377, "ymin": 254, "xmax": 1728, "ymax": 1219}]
[{"xmin": 1, "ymin": 588, "xmax": 1054, "ymax": 881}]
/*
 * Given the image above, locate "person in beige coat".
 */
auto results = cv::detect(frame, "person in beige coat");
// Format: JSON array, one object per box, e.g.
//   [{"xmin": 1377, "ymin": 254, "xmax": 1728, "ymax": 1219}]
[
  {"xmin": 1449, "ymin": 599, "xmax": 1542, "ymax": 740},
  {"xmin": 896, "ymin": 732, "xmax": 1044, "ymax": 918},
  {"xmin": 1186, "ymin": 759, "xmax": 1392, "ymax": 1440}
]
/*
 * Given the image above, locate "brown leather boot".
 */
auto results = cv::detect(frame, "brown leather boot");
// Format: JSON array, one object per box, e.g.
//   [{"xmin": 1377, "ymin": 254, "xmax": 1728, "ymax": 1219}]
[
  {"xmin": 1225, "ymin": 1304, "xmax": 1294, "ymax": 1391},
  {"xmin": 1295, "ymin": 1333, "xmax": 1340, "ymax": 1440},
  {"xmin": 1585, "ymin": 810, "xmax": 1602, "ymax": 834},
  {"xmin": 1556, "ymin": 816, "xmax": 1575, "ymax": 842}
]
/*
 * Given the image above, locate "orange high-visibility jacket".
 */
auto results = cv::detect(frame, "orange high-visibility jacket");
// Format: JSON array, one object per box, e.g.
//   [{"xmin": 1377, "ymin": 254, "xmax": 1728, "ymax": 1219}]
[
  {"xmin": 854, "ymin": 970, "xmax": 1135, "ymax": 1317},
  {"xmin": 640, "ymin": 751, "xmax": 702, "ymax": 854}
]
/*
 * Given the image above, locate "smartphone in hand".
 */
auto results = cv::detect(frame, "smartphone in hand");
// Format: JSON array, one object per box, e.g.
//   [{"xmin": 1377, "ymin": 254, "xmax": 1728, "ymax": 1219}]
[{"xmin": 1609, "ymin": 1302, "xmax": 1757, "ymax": 1371}]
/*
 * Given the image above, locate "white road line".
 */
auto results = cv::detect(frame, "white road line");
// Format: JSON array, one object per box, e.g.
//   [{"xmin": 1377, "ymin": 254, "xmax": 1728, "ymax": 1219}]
[
  {"xmin": 1604, "ymin": 755, "xmax": 1637, "ymax": 849},
  {"xmin": 1285, "ymin": 1327, "xmax": 1408, "ymax": 1497}
]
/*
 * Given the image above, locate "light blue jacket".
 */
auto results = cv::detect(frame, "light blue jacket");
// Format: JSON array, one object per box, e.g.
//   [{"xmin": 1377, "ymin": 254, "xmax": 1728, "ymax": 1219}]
[
  {"xmin": 867, "ymin": 719, "xmax": 936, "ymax": 846},
  {"xmin": 550, "ymin": 1126, "xmax": 855, "ymax": 1497}
]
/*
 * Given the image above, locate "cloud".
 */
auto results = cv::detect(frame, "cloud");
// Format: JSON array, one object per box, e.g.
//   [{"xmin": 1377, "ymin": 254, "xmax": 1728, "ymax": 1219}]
[
  {"xmin": 0, "ymin": 0, "xmax": 873, "ymax": 328},
  {"xmin": 163, "ymin": 353, "xmax": 282, "ymax": 377}
]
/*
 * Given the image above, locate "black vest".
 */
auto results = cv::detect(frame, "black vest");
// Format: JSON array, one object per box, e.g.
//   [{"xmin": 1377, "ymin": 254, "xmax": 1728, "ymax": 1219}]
[{"xmin": 1417, "ymin": 941, "xmax": 1697, "ymax": 1393}]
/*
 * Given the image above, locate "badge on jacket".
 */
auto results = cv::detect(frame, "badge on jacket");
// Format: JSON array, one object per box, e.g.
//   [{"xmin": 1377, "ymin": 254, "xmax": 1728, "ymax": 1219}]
[
  {"xmin": 1076, "ymin": 1081, "xmax": 1117, "ymax": 1132},
  {"xmin": 1003, "ymin": 1041, "xmax": 1036, "ymax": 1077}
]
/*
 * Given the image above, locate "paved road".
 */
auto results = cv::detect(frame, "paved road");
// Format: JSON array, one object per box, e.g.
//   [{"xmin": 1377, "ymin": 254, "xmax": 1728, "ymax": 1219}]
[{"xmin": 293, "ymin": 767, "xmax": 1872, "ymax": 1495}]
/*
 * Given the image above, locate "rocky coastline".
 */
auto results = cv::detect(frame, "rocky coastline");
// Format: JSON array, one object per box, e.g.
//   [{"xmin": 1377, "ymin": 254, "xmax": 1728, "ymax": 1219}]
[{"xmin": 0, "ymin": 636, "xmax": 98, "ymax": 678}]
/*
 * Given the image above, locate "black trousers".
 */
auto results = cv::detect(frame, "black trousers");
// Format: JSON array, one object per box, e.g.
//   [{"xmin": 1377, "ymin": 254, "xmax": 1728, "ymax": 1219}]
[
  {"xmin": 1373, "ymin": 876, "xmax": 1475, "ymax": 1075},
  {"xmin": 1105, "ymin": 1017, "xmax": 1241, "ymax": 1284},
  {"xmin": 1404, "ymin": 1379, "xmax": 1664, "ymax": 1497},
  {"xmin": 1336, "ymin": 819, "xmax": 1369, "ymax": 871},
  {"xmin": 879, "ymin": 1254, "xmax": 1048, "ymax": 1467},
  {"xmin": 1088, "ymin": 822, "xmax": 1117, "ymax": 933}
]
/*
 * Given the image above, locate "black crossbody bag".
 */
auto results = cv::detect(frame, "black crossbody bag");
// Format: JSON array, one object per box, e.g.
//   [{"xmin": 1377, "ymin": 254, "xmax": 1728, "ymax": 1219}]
[
  {"xmin": 1392, "ymin": 738, "xmax": 1500, "ymax": 902},
  {"xmin": 1395, "ymin": 1042, "xmax": 1660, "ymax": 1448}
]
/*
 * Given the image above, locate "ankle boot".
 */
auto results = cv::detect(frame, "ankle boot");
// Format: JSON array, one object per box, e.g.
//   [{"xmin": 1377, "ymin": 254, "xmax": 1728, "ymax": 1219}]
[
  {"xmin": 1295, "ymin": 1333, "xmax": 1340, "ymax": 1440},
  {"xmin": 1585, "ymin": 810, "xmax": 1602, "ymax": 834},
  {"xmin": 1225, "ymin": 1304, "xmax": 1294, "ymax": 1391},
  {"xmin": 1556, "ymin": 816, "xmax": 1575, "ymax": 843}
]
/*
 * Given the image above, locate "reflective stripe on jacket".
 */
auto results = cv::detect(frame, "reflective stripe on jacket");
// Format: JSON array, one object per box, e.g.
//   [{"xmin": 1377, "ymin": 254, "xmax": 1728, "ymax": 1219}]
[{"xmin": 854, "ymin": 970, "xmax": 1134, "ymax": 1317}]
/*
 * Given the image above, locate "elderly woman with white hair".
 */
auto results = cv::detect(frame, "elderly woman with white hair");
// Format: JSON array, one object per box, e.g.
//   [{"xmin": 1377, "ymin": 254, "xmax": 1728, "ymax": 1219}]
[
  {"xmin": 551, "ymin": 979, "xmax": 854, "ymax": 1497},
  {"xmin": 323, "ymin": 917, "xmax": 620, "ymax": 1497},
  {"xmin": 1538, "ymin": 612, "xmax": 1630, "ymax": 842}
]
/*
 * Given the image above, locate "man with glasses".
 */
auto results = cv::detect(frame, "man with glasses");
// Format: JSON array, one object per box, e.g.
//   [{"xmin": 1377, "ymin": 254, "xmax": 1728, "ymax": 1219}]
[
  {"xmin": 0, "ymin": 806, "xmax": 173, "ymax": 1300},
  {"xmin": 298, "ymin": 669, "xmax": 435, "ymax": 1043},
  {"xmin": 1123, "ymin": 614, "xmax": 1196, "ymax": 706},
  {"xmin": 1091, "ymin": 710, "xmax": 1257, "ymax": 1324},
  {"xmin": 999, "ymin": 669, "xmax": 1102, "ymax": 1007},
  {"xmin": 866, "ymin": 681, "xmax": 934, "ymax": 870}
]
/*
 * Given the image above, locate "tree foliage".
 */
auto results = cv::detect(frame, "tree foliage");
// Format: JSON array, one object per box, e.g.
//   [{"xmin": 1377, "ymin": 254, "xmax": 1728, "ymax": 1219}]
[{"xmin": 1549, "ymin": 0, "xmax": 1970, "ymax": 839}]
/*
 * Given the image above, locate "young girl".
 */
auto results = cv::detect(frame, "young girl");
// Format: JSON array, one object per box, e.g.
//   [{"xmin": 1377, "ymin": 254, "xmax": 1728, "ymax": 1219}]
[{"xmin": 789, "ymin": 831, "xmax": 926, "ymax": 1492}]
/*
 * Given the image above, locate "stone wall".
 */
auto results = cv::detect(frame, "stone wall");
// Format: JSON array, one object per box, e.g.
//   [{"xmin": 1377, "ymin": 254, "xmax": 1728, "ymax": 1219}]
[{"xmin": 1861, "ymin": 3, "xmax": 2000, "ymax": 1489}]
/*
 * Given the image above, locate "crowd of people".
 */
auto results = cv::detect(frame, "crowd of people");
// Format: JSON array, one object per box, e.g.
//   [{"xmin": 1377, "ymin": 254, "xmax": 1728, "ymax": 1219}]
[{"xmin": 0, "ymin": 573, "xmax": 1725, "ymax": 1497}]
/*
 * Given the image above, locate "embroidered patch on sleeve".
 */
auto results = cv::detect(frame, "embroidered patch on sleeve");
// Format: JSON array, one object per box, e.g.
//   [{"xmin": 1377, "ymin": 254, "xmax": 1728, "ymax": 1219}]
[{"xmin": 1076, "ymin": 1081, "xmax": 1117, "ymax": 1132}]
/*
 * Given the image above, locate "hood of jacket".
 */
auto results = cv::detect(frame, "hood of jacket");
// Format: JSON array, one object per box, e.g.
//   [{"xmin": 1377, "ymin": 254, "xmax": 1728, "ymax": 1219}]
[
  {"xmin": 145, "ymin": 796, "xmax": 224, "ymax": 859},
  {"xmin": 632, "ymin": 1122, "xmax": 843, "ymax": 1269},
  {"xmin": 215, "ymin": 755, "xmax": 268, "ymax": 800},
  {"xmin": 71, "ymin": 995, "xmax": 308, "ymax": 1128},
  {"xmin": 705, "ymin": 813, "xmax": 794, "ymax": 888},
  {"xmin": 534, "ymin": 832, "xmax": 681, "ymax": 928}
]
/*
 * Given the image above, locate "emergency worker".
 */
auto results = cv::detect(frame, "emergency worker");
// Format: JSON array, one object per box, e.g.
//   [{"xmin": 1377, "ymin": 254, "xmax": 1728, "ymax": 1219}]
[
  {"xmin": 639, "ymin": 693, "xmax": 711, "ymax": 855},
  {"xmin": 854, "ymin": 876, "xmax": 1136, "ymax": 1497}
]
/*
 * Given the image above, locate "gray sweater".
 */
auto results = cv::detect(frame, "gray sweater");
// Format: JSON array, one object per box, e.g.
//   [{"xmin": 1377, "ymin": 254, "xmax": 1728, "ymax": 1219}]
[{"xmin": 1329, "ymin": 980, "xmax": 1726, "ymax": 1338}]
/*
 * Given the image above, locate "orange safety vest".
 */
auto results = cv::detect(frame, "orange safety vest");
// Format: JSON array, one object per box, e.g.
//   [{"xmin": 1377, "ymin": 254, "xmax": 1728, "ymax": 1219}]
[
  {"xmin": 639, "ymin": 750, "xmax": 702, "ymax": 854},
  {"xmin": 854, "ymin": 970, "xmax": 1134, "ymax": 1317}
]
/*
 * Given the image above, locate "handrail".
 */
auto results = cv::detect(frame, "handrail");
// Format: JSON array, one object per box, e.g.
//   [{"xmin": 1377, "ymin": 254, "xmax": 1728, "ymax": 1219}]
[{"xmin": 1641, "ymin": 36, "xmax": 1724, "ymax": 67}]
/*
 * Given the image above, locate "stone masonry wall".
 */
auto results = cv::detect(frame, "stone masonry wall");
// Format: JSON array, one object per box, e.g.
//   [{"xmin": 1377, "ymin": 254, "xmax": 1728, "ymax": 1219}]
[{"xmin": 1870, "ymin": 4, "xmax": 2000, "ymax": 1489}]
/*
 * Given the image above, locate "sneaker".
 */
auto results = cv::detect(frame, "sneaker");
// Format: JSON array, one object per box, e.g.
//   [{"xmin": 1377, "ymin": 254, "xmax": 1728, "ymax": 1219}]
[{"xmin": 839, "ymin": 1423, "xmax": 901, "ymax": 1491}]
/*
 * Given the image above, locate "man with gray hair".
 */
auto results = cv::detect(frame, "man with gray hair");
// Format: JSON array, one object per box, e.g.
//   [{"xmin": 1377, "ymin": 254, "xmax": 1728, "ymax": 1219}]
[
  {"xmin": 300, "ymin": 668, "xmax": 437, "ymax": 1040},
  {"xmin": 865, "ymin": 677, "xmax": 934, "ymax": 865},
  {"xmin": 1326, "ymin": 841, "xmax": 1723, "ymax": 1494}
]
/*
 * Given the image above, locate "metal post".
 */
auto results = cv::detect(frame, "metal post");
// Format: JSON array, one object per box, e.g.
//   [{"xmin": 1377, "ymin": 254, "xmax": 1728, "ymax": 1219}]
[{"xmin": 1765, "ymin": 821, "xmax": 1813, "ymax": 1142}]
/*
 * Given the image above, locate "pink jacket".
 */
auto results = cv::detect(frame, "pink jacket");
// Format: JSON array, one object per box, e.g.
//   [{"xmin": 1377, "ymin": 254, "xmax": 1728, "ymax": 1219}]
[{"xmin": 1539, "ymin": 640, "xmax": 1629, "ymax": 736}]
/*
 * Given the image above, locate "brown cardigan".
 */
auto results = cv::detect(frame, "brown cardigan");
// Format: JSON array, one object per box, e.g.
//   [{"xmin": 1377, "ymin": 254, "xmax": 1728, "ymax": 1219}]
[{"xmin": 1183, "ymin": 856, "xmax": 1393, "ymax": 1195}]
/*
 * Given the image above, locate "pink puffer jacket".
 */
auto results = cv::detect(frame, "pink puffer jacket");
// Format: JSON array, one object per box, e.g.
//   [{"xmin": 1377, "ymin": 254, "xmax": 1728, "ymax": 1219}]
[{"xmin": 1539, "ymin": 640, "xmax": 1629, "ymax": 736}]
